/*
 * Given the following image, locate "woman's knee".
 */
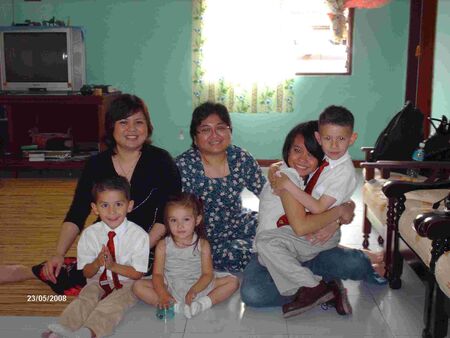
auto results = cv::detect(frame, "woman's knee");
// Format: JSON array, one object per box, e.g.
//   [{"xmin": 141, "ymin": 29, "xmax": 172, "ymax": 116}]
[
  {"xmin": 338, "ymin": 249, "xmax": 372, "ymax": 279},
  {"xmin": 240, "ymin": 283, "xmax": 265, "ymax": 308}
]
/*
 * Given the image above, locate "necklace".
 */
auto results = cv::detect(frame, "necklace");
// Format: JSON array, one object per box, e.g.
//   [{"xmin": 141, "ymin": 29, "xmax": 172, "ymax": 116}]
[
  {"xmin": 201, "ymin": 153, "xmax": 229, "ymax": 178},
  {"xmin": 114, "ymin": 152, "xmax": 141, "ymax": 181}
]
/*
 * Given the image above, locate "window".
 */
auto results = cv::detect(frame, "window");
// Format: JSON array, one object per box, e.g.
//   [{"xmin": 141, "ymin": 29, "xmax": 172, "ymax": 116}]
[
  {"xmin": 192, "ymin": 0, "xmax": 354, "ymax": 113},
  {"xmin": 288, "ymin": 1, "xmax": 354, "ymax": 75}
]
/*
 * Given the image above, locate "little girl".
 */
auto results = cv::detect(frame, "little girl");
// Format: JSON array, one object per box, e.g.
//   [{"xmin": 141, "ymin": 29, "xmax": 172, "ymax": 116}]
[{"xmin": 133, "ymin": 192, "xmax": 239, "ymax": 318}]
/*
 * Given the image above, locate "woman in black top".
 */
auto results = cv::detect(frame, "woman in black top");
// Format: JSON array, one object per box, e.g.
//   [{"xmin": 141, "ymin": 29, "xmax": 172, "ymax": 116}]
[{"xmin": 0, "ymin": 94, "xmax": 181, "ymax": 294}]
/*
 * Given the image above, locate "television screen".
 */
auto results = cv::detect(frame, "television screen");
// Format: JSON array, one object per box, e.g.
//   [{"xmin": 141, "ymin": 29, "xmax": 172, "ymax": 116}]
[{"xmin": 4, "ymin": 32, "xmax": 68, "ymax": 83}]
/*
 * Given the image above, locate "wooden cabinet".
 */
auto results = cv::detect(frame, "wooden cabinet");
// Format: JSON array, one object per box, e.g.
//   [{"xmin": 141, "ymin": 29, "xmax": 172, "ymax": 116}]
[{"xmin": 0, "ymin": 93, "xmax": 119, "ymax": 154}]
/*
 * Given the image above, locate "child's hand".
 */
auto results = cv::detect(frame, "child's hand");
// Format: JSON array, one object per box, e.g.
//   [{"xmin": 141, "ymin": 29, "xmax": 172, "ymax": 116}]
[
  {"xmin": 307, "ymin": 222, "xmax": 339, "ymax": 245},
  {"xmin": 102, "ymin": 245, "xmax": 115, "ymax": 270},
  {"xmin": 271, "ymin": 172, "xmax": 292, "ymax": 191},
  {"xmin": 95, "ymin": 246, "xmax": 106, "ymax": 268},
  {"xmin": 185, "ymin": 288, "xmax": 198, "ymax": 306},
  {"xmin": 339, "ymin": 200, "xmax": 356, "ymax": 224},
  {"xmin": 158, "ymin": 292, "xmax": 176, "ymax": 309},
  {"xmin": 268, "ymin": 161, "xmax": 283, "ymax": 186}
]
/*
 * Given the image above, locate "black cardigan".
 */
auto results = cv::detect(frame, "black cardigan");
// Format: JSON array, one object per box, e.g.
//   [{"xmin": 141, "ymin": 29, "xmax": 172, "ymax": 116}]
[{"xmin": 64, "ymin": 144, "xmax": 181, "ymax": 232}]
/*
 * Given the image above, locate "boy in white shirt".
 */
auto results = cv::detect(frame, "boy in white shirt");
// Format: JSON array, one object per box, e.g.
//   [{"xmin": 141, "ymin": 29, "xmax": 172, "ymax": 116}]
[
  {"xmin": 44, "ymin": 176, "xmax": 149, "ymax": 338},
  {"xmin": 256, "ymin": 106, "xmax": 367, "ymax": 318}
]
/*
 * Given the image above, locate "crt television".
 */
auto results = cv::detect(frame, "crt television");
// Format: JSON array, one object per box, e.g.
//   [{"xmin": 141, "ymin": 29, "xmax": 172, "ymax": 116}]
[{"xmin": 0, "ymin": 26, "xmax": 86, "ymax": 92}]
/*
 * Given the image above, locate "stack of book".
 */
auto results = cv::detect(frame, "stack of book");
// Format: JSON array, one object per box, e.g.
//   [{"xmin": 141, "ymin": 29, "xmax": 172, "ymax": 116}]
[
  {"xmin": 28, "ymin": 152, "xmax": 45, "ymax": 162},
  {"xmin": 22, "ymin": 149, "xmax": 72, "ymax": 161}
]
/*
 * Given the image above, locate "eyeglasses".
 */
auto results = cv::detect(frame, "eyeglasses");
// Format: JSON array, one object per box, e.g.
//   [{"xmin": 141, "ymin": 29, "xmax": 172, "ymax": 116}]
[{"xmin": 197, "ymin": 125, "xmax": 230, "ymax": 136}]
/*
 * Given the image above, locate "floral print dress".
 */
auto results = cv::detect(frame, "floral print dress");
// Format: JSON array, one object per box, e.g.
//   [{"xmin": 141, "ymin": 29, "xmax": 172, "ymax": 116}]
[{"xmin": 176, "ymin": 145, "xmax": 266, "ymax": 272}]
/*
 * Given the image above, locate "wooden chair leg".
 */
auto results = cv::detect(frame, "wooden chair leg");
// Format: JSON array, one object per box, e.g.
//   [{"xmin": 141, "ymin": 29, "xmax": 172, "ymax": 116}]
[
  {"xmin": 388, "ymin": 230, "xmax": 403, "ymax": 289},
  {"xmin": 421, "ymin": 274, "xmax": 449, "ymax": 338},
  {"xmin": 424, "ymin": 279, "xmax": 449, "ymax": 338},
  {"xmin": 363, "ymin": 204, "xmax": 371, "ymax": 249},
  {"xmin": 378, "ymin": 236, "xmax": 384, "ymax": 245}
]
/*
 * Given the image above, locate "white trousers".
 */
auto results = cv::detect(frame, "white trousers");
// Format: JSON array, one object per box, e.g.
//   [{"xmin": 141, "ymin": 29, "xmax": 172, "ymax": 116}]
[{"xmin": 255, "ymin": 226, "xmax": 340, "ymax": 296}]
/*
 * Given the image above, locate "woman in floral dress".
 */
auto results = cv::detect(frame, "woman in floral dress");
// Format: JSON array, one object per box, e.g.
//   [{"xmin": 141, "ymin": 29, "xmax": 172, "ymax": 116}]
[{"xmin": 176, "ymin": 102, "xmax": 265, "ymax": 272}]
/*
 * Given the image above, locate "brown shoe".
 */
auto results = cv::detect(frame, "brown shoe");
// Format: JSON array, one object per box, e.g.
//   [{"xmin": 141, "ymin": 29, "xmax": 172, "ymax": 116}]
[
  {"xmin": 326, "ymin": 279, "xmax": 352, "ymax": 315},
  {"xmin": 282, "ymin": 280, "xmax": 334, "ymax": 318}
]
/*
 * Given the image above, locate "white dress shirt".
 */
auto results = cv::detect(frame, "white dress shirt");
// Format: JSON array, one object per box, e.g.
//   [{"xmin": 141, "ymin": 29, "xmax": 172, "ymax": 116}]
[{"xmin": 77, "ymin": 218, "xmax": 149, "ymax": 282}]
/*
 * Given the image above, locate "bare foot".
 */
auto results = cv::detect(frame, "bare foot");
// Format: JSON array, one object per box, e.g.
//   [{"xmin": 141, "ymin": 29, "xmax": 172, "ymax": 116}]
[
  {"xmin": 372, "ymin": 262, "xmax": 386, "ymax": 277},
  {"xmin": 0, "ymin": 264, "xmax": 35, "ymax": 283},
  {"xmin": 361, "ymin": 249, "xmax": 384, "ymax": 264}
]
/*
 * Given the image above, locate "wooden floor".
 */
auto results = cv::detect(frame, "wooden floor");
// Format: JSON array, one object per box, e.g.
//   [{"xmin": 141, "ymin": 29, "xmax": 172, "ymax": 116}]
[{"xmin": 0, "ymin": 178, "xmax": 96, "ymax": 316}]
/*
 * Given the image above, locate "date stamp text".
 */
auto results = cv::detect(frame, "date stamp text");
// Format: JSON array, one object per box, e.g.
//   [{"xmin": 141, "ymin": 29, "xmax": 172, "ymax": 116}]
[{"xmin": 27, "ymin": 294, "xmax": 67, "ymax": 302}]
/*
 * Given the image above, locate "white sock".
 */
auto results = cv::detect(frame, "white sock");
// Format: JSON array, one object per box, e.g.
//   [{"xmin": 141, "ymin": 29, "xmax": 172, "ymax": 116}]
[
  {"xmin": 173, "ymin": 302, "xmax": 182, "ymax": 313},
  {"xmin": 183, "ymin": 304, "xmax": 192, "ymax": 319},
  {"xmin": 47, "ymin": 324, "xmax": 91, "ymax": 338},
  {"xmin": 41, "ymin": 330, "xmax": 62, "ymax": 338},
  {"xmin": 71, "ymin": 327, "xmax": 91, "ymax": 338},
  {"xmin": 190, "ymin": 296, "xmax": 212, "ymax": 317},
  {"xmin": 47, "ymin": 324, "xmax": 73, "ymax": 338}
]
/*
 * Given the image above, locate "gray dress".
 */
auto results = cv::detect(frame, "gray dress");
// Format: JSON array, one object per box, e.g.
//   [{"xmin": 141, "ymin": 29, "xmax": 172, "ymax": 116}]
[{"xmin": 163, "ymin": 235, "xmax": 232, "ymax": 305}]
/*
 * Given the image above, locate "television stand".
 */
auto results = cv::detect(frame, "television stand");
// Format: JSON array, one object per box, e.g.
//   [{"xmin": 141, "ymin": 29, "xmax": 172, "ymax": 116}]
[
  {"xmin": 0, "ymin": 92, "xmax": 120, "ymax": 171},
  {"xmin": 2, "ymin": 91, "xmax": 79, "ymax": 96}
]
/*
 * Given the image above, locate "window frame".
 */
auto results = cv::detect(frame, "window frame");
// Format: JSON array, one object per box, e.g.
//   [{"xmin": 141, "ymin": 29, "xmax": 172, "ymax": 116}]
[{"xmin": 294, "ymin": 8, "xmax": 355, "ymax": 76}]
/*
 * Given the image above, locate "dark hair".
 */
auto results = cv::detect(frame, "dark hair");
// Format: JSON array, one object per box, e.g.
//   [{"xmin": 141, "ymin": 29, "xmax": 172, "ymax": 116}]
[
  {"xmin": 282, "ymin": 120, "xmax": 324, "ymax": 165},
  {"xmin": 189, "ymin": 101, "xmax": 232, "ymax": 148},
  {"xmin": 104, "ymin": 94, "xmax": 153, "ymax": 152},
  {"xmin": 318, "ymin": 105, "xmax": 354, "ymax": 130},
  {"xmin": 164, "ymin": 192, "xmax": 207, "ymax": 250},
  {"xmin": 91, "ymin": 176, "xmax": 131, "ymax": 202}
]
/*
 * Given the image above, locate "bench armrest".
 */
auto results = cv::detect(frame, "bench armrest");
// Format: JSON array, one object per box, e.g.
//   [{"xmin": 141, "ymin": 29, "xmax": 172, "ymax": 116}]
[
  {"xmin": 381, "ymin": 179, "xmax": 450, "ymax": 199},
  {"xmin": 360, "ymin": 160, "xmax": 450, "ymax": 181},
  {"xmin": 414, "ymin": 211, "xmax": 450, "ymax": 240}
]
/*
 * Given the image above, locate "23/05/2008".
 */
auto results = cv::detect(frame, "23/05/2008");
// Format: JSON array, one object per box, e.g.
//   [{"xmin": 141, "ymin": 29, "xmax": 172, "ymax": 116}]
[{"xmin": 27, "ymin": 294, "xmax": 67, "ymax": 302}]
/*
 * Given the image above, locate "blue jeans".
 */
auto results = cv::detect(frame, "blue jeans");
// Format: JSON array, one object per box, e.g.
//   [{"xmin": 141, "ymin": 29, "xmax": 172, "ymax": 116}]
[{"xmin": 240, "ymin": 247, "xmax": 385, "ymax": 308}]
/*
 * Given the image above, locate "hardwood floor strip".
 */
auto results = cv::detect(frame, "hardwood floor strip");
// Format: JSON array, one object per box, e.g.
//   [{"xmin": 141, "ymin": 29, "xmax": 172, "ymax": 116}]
[{"xmin": 0, "ymin": 178, "xmax": 96, "ymax": 316}]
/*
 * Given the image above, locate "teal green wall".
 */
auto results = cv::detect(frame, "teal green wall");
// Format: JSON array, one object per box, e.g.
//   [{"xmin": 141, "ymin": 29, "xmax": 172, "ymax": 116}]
[
  {"xmin": 1, "ymin": 0, "xmax": 410, "ymax": 160},
  {"xmin": 432, "ymin": 0, "xmax": 450, "ymax": 122}
]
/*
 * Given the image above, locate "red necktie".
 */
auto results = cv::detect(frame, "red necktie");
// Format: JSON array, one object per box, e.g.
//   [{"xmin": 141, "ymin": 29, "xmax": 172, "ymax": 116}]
[
  {"xmin": 304, "ymin": 160, "xmax": 329, "ymax": 195},
  {"xmin": 99, "ymin": 231, "xmax": 123, "ymax": 298},
  {"xmin": 276, "ymin": 160, "xmax": 329, "ymax": 228}
]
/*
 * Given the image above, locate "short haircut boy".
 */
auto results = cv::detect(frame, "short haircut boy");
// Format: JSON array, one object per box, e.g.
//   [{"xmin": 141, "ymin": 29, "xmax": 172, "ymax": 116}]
[
  {"xmin": 318, "ymin": 105, "xmax": 354, "ymax": 130},
  {"xmin": 91, "ymin": 176, "xmax": 131, "ymax": 202}
]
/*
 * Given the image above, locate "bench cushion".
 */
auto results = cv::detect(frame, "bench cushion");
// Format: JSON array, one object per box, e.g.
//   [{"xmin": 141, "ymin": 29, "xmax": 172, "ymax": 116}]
[
  {"xmin": 364, "ymin": 179, "xmax": 448, "ymax": 267},
  {"xmin": 435, "ymin": 253, "xmax": 450, "ymax": 298}
]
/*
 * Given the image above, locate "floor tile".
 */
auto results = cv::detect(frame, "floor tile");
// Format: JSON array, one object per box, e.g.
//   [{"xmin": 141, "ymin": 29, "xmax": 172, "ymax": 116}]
[
  {"xmin": 286, "ymin": 294, "xmax": 393, "ymax": 337},
  {"xmin": 2, "ymin": 328, "xmax": 54, "ymax": 338},
  {"xmin": 185, "ymin": 293, "xmax": 288, "ymax": 335},
  {"xmin": 375, "ymin": 294, "xmax": 425, "ymax": 336},
  {"xmin": 365, "ymin": 264, "xmax": 425, "ymax": 300},
  {"xmin": 0, "ymin": 315, "xmax": 56, "ymax": 330},
  {"xmin": 184, "ymin": 334, "xmax": 290, "ymax": 338},
  {"xmin": 115, "ymin": 301, "xmax": 187, "ymax": 334}
]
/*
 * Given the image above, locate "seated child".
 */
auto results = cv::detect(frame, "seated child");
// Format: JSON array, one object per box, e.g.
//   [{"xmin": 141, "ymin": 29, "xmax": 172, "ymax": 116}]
[
  {"xmin": 44, "ymin": 176, "xmax": 149, "ymax": 338},
  {"xmin": 133, "ymin": 192, "xmax": 239, "ymax": 319}
]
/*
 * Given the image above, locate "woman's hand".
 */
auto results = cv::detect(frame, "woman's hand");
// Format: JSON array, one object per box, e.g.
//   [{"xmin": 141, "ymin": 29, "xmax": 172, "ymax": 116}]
[
  {"xmin": 158, "ymin": 292, "xmax": 176, "ymax": 309},
  {"xmin": 42, "ymin": 254, "xmax": 65, "ymax": 284},
  {"xmin": 185, "ymin": 288, "xmax": 198, "ymax": 306},
  {"xmin": 306, "ymin": 221, "xmax": 340, "ymax": 245}
]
